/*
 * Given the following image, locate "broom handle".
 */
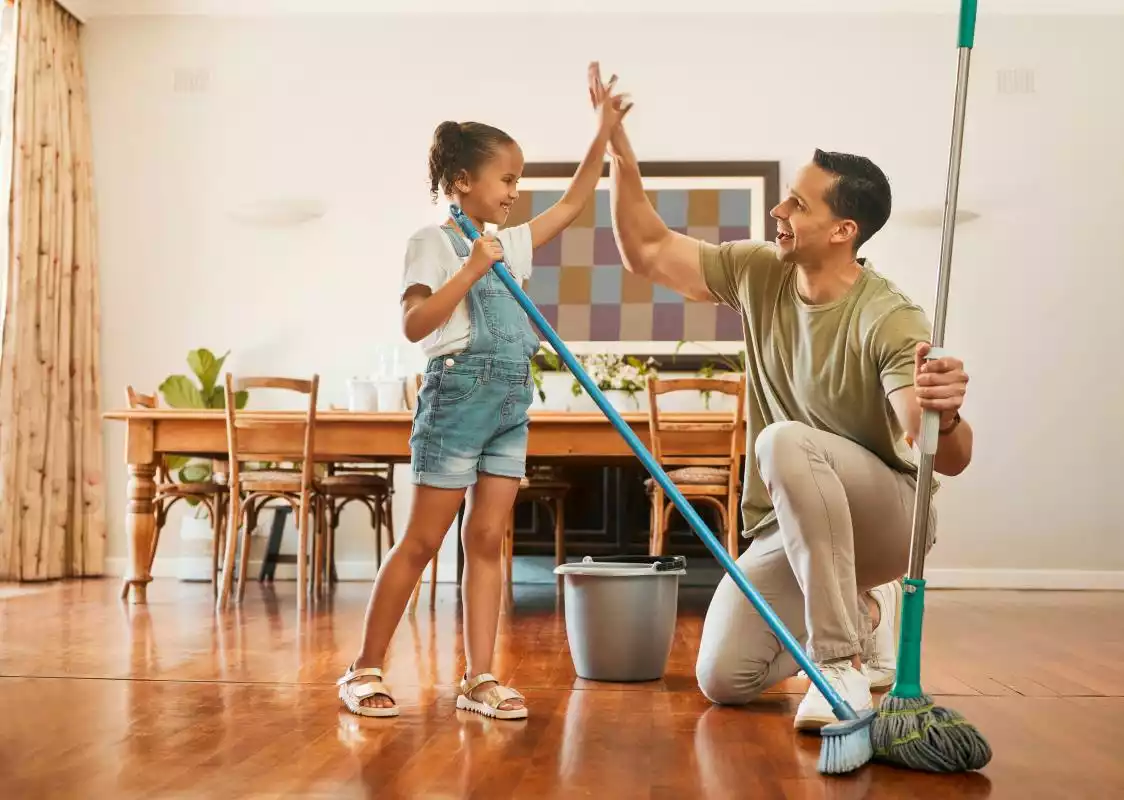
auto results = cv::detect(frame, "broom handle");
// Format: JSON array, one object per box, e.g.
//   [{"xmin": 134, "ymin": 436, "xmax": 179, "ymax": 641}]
[
  {"xmin": 907, "ymin": 0, "xmax": 976, "ymax": 581},
  {"xmin": 450, "ymin": 205, "xmax": 860, "ymax": 723}
]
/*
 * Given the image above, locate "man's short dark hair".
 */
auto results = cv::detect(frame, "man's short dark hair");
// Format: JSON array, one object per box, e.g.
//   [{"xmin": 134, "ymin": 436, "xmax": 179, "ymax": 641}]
[{"xmin": 812, "ymin": 149, "xmax": 892, "ymax": 252}]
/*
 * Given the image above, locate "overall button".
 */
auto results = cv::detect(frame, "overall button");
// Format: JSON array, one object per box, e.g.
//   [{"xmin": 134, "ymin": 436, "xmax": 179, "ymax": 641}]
[{"xmin": 445, "ymin": 358, "xmax": 454, "ymax": 367}]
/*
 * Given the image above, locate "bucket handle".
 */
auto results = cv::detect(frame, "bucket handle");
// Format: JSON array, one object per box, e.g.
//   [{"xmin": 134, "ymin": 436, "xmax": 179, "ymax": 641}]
[{"xmin": 580, "ymin": 555, "xmax": 686, "ymax": 573}]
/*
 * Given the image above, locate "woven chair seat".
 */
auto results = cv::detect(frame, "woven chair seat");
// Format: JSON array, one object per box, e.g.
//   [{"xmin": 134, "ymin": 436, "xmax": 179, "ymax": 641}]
[{"xmin": 645, "ymin": 466, "xmax": 730, "ymax": 488}]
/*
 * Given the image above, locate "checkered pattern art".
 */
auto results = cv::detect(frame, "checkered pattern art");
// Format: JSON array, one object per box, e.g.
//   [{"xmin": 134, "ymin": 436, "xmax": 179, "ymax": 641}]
[{"xmin": 500, "ymin": 179, "xmax": 761, "ymax": 348}]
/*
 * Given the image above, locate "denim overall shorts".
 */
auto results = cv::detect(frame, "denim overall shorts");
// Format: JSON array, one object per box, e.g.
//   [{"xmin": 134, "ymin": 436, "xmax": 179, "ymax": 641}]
[{"xmin": 409, "ymin": 224, "xmax": 540, "ymax": 489}]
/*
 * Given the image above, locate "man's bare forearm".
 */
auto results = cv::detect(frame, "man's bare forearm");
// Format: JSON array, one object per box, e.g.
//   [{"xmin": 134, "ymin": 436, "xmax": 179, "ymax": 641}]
[
  {"xmin": 608, "ymin": 127, "xmax": 670, "ymax": 277},
  {"xmin": 934, "ymin": 416, "xmax": 973, "ymax": 476},
  {"xmin": 607, "ymin": 126, "xmax": 714, "ymax": 302}
]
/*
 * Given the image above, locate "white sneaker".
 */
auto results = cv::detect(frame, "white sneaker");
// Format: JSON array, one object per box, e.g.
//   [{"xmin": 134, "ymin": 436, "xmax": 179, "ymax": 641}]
[
  {"xmin": 794, "ymin": 660, "xmax": 873, "ymax": 732},
  {"xmin": 864, "ymin": 579, "xmax": 903, "ymax": 690}
]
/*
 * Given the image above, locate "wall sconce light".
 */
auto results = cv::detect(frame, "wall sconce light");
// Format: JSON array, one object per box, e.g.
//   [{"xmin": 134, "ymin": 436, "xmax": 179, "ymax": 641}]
[
  {"xmin": 227, "ymin": 198, "xmax": 326, "ymax": 228},
  {"xmin": 898, "ymin": 208, "xmax": 981, "ymax": 227}
]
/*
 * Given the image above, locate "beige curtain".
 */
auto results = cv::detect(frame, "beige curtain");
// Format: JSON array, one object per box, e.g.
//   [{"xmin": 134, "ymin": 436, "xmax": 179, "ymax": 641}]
[{"xmin": 0, "ymin": 0, "xmax": 105, "ymax": 580}]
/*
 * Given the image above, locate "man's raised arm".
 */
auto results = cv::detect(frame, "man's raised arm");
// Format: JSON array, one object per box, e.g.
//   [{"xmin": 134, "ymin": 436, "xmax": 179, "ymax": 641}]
[{"xmin": 608, "ymin": 125, "xmax": 715, "ymax": 303}]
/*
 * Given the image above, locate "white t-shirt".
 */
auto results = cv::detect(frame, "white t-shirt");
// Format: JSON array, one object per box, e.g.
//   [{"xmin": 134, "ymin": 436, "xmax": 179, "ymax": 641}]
[{"xmin": 400, "ymin": 221, "xmax": 534, "ymax": 359}]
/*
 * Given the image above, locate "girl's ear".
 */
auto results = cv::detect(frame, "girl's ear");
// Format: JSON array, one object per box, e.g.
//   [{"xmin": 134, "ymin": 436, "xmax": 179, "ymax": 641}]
[{"xmin": 453, "ymin": 169, "xmax": 471, "ymax": 195}]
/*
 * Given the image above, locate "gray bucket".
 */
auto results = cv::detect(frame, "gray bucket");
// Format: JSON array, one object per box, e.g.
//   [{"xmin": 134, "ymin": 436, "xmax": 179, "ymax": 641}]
[{"xmin": 554, "ymin": 555, "xmax": 687, "ymax": 682}]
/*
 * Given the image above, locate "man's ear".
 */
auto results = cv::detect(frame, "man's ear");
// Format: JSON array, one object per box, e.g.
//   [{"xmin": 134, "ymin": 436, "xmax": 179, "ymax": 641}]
[{"xmin": 831, "ymin": 219, "xmax": 858, "ymax": 247}]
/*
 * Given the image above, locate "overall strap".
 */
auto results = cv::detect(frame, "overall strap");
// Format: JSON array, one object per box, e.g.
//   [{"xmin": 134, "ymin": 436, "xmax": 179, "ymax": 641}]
[{"xmin": 439, "ymin": 223, "xmax": 471, "ymax": 258}]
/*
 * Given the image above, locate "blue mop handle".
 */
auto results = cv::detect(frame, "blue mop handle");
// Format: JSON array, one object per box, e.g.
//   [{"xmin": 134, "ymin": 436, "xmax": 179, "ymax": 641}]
[{"xmin": 449, "ymin": 205, "xmax": 858, "ymax": 722}]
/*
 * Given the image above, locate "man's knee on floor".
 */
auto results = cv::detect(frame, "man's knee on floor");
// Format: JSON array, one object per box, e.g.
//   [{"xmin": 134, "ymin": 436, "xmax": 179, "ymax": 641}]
[
  {"xmin": 754, "ymin": 420, "xmax": 811, "ymax": 483},
  {"xmin": 695, "ymin": 655, "xmax": 771, "ymax": 706}
]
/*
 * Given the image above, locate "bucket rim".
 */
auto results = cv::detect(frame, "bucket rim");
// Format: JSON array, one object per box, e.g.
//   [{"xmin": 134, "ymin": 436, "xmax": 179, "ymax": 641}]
[{"xmin": 554, "ymin": 555, "xmax": 687, "ymax": 577}]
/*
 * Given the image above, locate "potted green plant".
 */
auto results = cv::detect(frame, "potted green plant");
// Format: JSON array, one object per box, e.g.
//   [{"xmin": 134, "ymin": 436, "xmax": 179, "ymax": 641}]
[
  {"xmin": 159, "ymin": 348, "xmax": 247, "ymax": 489},
  {"xmin": 529, "ymin": 344, "xmax": 565, "ymax": 408},
  {"xmin": 157, "ymin": 348, "xmax": 249, "ymax": 581},
  {"xmin": 570, "ymin": 353, "xmax": 657, "ymax": 412},
  {"xmin": 672, "ymin": 341, "xmax": 746, "ymax": 410}
]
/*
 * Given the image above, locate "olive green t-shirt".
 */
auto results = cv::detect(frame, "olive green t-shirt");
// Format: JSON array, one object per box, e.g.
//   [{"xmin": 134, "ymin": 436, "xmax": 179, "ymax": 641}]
[{"xmin": 699, "ymin": 239, "xmax": 936, "ymax": 538}]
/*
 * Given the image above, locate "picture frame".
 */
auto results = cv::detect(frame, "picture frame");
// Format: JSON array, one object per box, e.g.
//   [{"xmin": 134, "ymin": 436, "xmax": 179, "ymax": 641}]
[{"xmin": 500, "ymin": 160, "xmax": 779, "ymax": 372}]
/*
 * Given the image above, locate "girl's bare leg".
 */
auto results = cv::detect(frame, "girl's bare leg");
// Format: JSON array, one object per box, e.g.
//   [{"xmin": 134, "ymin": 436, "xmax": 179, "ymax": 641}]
[
  {"xmin": 460, "ymin": 473, "xmax": 523, "ymax": 712},
  {"xmin": 350, "ymin": 484, "xmax": 465, "ymax": 710}
]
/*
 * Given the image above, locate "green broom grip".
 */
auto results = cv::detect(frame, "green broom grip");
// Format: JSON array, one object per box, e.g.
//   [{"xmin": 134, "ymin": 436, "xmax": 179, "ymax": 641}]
[{"xmin": 958, "ymin": 0, "xmax": 977, "ymax": 48}]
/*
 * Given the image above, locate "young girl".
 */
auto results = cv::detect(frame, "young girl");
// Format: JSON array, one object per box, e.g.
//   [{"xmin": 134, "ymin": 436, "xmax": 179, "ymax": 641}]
[{"xmin": 338, "ymin": 68, "xmax": 630, "ymax": 720}]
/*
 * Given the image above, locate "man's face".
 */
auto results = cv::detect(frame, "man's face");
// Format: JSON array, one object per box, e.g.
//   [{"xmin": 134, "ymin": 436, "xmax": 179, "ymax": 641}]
[{"xmin": 770, "ymin": 163, "xmax": 856, "ymax": 264}]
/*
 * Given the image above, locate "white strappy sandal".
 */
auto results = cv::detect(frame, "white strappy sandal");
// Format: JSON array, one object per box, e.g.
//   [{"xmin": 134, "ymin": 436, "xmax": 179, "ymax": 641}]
[
  {"xmin": 456, "ymin": 672, "xmax": 528, "ymax": 720},
  {"xmin": 337, "ymin": 665, "xmax": 399, "ymax": 718}
]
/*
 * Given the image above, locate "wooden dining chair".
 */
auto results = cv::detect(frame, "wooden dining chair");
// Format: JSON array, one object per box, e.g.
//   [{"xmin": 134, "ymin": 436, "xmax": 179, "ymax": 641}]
[
  {"xmin": 502, "ymin": 466, "xmax": 570, "ymax": 588},
  {"xmin": 121, "ymin": 386, "xmax": 230, "ymax": 600},
  {"xmin": 316, "ymin": 454, "xmax": 396, "ymax": 588},
  {"xmin": 218, "ymin": 374, "xmax": 320, "ymax": 610},
  {"xmin": 645, "ymin": 374, "xmax": 746, "ymax": 558}
]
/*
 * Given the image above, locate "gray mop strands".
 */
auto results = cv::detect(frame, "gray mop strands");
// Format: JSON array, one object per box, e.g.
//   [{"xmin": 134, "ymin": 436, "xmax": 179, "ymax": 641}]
[{"xmin": 873, "ymin": 695, "xmax": 992, "ymax": 772}]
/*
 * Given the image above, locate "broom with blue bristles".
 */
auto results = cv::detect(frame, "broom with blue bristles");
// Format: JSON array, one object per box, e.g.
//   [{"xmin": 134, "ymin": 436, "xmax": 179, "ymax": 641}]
[
  {"xmin": 870, "ymin": 0, "xmax": 992, "ymax": 773},
  {"xmin": 450, "ymin": 204, "xmax": 874, "ymax": 774}
]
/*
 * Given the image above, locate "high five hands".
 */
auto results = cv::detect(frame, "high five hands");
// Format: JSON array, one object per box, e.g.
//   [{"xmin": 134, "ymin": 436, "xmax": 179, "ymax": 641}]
[{"xmin": 588, "ymin": 61, "xmax": 632, "ymax": 143}]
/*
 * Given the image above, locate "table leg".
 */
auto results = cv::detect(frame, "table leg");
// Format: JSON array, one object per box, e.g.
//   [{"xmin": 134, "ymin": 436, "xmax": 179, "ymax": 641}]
[{"xmin": 122, "ymin": 462, "xmax": 157, "ymax": 604}]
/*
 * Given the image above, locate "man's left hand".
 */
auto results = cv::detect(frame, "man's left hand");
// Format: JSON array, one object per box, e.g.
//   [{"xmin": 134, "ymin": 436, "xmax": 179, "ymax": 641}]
[{"xmin": 914, "ymin": 342, "xmax": 968, "ymax": 428}]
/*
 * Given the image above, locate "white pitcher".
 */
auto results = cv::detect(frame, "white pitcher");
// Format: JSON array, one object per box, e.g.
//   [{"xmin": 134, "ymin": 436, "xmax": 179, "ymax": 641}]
[{"xmin": 346, "ymin": 378, "xmax": 379, "ymax": 412}]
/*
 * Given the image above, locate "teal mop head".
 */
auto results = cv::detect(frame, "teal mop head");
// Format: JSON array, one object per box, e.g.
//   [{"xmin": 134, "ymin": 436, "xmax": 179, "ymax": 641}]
[{"xmin": 818, "ymin": 709, "xmax": 876, "ymax": 775}]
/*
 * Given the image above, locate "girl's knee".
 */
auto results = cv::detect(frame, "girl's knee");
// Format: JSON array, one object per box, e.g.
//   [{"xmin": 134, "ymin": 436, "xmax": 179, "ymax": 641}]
[
  {"xmin": 397, "ymin": 531, "xmax": 444, "ymax": 568},
  {"xmin": 462, "ymin": 522, "xmax": 505, "ymax": 560}
]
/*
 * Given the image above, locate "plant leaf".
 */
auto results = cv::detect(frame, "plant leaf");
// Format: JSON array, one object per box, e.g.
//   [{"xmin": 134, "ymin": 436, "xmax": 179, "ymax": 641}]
[
  {"xmin": 187, "ymin": 348, "xmax": 227, "ymax": 394},
  {"xmin": 159, "ymin": 375, "xmax": 204, "ymax": 408},
  {"xmin": 164, "ymin": 455, "xmax": 191, "ymax": 472},
  {"xmin": 200, "ymin": 385, "xmax": 248, "ymax": 409},
  {"xmin": 179, "ymin": 462, "xmax": 212, "ymax": 483}
]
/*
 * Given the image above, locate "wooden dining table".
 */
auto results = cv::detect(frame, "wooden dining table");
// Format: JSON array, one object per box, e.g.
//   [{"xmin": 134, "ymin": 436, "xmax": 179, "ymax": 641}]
[{"xmin": 102, "ymin": 408, "xmax": 745, "ymax": 604}]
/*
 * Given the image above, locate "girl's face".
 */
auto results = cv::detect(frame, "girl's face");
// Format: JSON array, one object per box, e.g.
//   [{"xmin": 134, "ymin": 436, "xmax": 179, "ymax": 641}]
[{"xmin": 455, "ymin": 142, "xmax": 525, "ymax": 226}]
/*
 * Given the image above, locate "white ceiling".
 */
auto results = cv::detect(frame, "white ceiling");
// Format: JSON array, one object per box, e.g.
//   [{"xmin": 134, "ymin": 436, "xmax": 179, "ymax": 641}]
[{"xmin": 62, "ymin": 0, "xmax": 1124, "ymax": 21}]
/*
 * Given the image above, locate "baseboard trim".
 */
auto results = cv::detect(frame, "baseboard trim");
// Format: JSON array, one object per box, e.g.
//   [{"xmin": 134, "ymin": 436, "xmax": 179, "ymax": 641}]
[
  {"xmin": 104, "ymin": 557, "xmax": 395, "ymax": 583},
  {"xmin": 924, "ymin": 568, "xmax": 1124, "ymax": 590},
  {"xmin": 103, "ymin": 558, "xmax": 1124, "ymax": 590}
]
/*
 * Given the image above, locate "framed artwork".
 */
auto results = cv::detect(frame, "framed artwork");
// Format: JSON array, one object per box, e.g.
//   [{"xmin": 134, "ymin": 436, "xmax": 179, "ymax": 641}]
[{"xmin": 499, "ymin": 160, "xmax": 779, "ymax": 370}]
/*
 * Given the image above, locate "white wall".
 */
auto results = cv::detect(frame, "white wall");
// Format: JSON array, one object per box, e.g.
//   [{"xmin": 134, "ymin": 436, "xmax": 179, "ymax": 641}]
[{"xmin": 84, "ymin": 12, "xmax": 1124, "ymax": 586}]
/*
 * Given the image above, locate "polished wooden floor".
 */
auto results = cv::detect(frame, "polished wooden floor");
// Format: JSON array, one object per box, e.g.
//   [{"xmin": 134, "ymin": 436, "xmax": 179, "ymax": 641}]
[{"xmin": 1, "ymin": 579, "xmax": 1122, "ymax": 799}]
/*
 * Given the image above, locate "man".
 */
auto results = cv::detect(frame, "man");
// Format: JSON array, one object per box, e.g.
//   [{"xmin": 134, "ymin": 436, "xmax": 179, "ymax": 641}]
[{"xmin": 590, "ymin": 65, "xmax": 972, "ymax": 731}]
